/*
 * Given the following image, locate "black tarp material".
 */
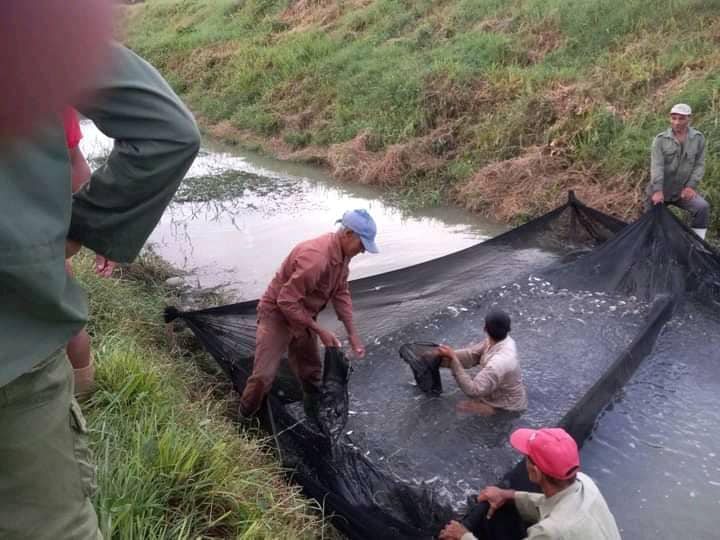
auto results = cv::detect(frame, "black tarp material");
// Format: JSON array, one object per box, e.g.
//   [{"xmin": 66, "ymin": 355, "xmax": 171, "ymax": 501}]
[
  {"xmin": 398, "ymin": 342, "xmax": 443, "ymax": 395},
  {"xmin": 316, "ymin": 347, "xmax": 351, "ymax": 444},
  {"xmin": 165, "ymin": 194, "xmax": 720, "ymax": 539}
]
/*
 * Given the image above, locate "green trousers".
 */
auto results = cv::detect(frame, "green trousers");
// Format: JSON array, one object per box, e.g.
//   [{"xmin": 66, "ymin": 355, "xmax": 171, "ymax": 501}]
[{"xmin": 0, "ymin": 350, "xmax": 101, "ymax": 540}]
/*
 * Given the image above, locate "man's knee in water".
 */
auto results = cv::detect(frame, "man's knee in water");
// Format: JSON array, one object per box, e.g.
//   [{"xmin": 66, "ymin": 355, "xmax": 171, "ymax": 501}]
[{"xmin": 457, "ymin": 400, "xmax": 496, "ymax": 416}]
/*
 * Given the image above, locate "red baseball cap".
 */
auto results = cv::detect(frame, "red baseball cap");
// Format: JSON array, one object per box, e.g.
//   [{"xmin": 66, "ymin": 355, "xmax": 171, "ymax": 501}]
[{"xmin": 510, "ymin": 427, "xmax": 580, "ymax": 480}]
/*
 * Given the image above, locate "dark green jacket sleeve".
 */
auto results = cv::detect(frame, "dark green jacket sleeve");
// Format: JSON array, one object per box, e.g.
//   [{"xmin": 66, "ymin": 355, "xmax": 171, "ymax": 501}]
[
  {"xmin": 70, "ymin": 44, "xmax": 200, "ymax": 262},
  {"xmin": 649, "ymin": 136, "xmax": 665, "ymax": 194},
  {"xmin": 687, "ymin": 133, "xmax": 705, "ymax": 189}
]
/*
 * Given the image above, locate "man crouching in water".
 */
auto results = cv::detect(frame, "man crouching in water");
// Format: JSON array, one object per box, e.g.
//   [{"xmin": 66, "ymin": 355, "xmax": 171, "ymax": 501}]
[
  {"xmin": 439, "ymin": 427, "xmax": 621, "ymax": 540},
  {"xmin": 436, "ymin": 310, "xmax": 527, "ymax": 415},
  {"xmin": 238, "ymin": 209, "xmax": 378, "ymax": 420}
]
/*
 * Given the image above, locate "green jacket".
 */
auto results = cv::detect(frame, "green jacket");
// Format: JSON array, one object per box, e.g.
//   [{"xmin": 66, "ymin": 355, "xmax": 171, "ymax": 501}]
[
  {"xmin": 648, "ymin": 127, "xmax": 705, "ymax": 200},
  {"xmin": 0, "ymin": 45, "xmax": 200, "ymax": 387}
]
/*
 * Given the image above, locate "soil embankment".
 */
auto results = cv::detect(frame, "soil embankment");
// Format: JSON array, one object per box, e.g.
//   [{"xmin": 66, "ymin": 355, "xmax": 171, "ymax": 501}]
[{"xmin": 124, "ymin": 0, "xmax": 720, "ymax": 224}]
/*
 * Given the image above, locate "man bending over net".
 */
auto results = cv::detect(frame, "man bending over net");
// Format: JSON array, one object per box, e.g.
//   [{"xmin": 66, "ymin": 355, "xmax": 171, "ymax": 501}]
[
  {"xmin": 238, "ymin": 210, "xmax": 379, "ymax": 419},
  {"xmin": 435, "ymin": 310, "xmax": 527, "ymax": 415}
]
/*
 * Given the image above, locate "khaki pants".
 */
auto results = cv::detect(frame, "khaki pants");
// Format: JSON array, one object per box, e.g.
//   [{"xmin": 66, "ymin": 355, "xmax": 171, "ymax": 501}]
[
  {"xmin": 239, "ymin": 305, "xmax": 323, "ymax": 415},
  {"xmin": 645, "ymin": 193, "xmax": 710, "ymax": 228},
  {"xmin": 0, "ymin": 350, "xmax": 101, "ymax": 540}
]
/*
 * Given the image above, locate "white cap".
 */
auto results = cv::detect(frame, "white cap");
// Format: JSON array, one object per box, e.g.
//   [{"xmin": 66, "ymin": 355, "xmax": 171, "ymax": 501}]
[{"xmin": 670, "ymin": 103, "xmax": 692, "ymax": 116}]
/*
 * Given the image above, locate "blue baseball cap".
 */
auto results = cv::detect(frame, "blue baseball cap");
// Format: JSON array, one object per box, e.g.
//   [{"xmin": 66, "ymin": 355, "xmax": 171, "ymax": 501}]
[{"xmin": 337, "ymin": 209, "xmax": 379, "ymax": 253}]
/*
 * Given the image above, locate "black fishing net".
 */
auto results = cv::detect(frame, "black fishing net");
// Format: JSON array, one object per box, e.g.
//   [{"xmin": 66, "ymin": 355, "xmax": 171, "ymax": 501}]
[
  {"xmin": 164, "ymin": 193, "xmax": 720, "ymax": 539},
  {"xmin": 580, "ymin": 302, "xmax": 720, "ymax": 540},
  {"xmin": 316, "ymin": 347, "xmax": 351, "ymax": 444},
  {"xmin": 398, "ymin": 342, "xmax": 443, "ymax": 395}
]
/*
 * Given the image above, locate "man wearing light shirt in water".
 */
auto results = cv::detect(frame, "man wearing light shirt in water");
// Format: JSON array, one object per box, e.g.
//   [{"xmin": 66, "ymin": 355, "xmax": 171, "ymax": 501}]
[
  {"xmin": 435, "ymin": 310, "xmax": 527, "ymax": 415},
  {"xmin": 439, "ymin": 427, "xmax": 621, "ymax": 540}
]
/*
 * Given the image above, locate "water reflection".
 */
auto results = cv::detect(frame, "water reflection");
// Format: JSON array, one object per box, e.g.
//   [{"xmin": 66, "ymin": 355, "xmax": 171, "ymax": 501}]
[{"xmin": 80, "ymin": 121, "xmax": 507, "ymax": 298}]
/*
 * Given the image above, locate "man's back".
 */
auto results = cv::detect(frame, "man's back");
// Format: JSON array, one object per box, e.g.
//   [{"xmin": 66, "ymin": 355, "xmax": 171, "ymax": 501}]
[
  {"xmin": 261, "ymin": 232, "xmax": 349, "ymax": 313},
  {"xmin": 478, "ymin": 337, "xmax": 527, "ymax": 411},
  {"xmin": 453, "ymin": 336, "xmax": 528, "ymax": 411}
]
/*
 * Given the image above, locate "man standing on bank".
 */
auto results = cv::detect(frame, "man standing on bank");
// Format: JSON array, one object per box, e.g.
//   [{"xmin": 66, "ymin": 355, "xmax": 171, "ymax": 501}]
[
  {"xmin": 647, "ymin": 103, "xmax": 710, "ymax": 239},
  {"xmin": 238, "ymin": 210, "xmax": 379, "ymax": 419}
]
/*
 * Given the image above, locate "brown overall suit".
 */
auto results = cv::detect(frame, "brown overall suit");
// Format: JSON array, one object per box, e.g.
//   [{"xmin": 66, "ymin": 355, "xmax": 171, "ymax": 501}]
[{"xmin": 239, "ymin": 232, "xmax": 354, "ymax": 415}]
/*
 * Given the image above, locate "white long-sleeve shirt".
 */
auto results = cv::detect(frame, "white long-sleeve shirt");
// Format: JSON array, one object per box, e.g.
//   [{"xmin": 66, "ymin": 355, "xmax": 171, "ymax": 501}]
[{"xmin": 450, "ymin": 336, "xmax": 527, "ymax": 411}]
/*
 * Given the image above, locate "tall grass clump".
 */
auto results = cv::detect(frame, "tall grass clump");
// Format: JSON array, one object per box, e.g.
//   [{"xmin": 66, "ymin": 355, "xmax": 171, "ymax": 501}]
[{"xmin": 73, "ymin": 251, "xmax": 334, "ymax": 539}]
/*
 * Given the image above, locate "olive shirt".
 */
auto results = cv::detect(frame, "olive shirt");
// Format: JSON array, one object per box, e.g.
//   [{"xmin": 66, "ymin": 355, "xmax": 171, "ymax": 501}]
[
  {"xmin": 0, "ymin": 44, "xmax": 200, "ymax": 387},
  {"xmin": 461, "ymin": 473, "xmax": 622, "ymax": 540},
  {"xmin": 648, "ymin": 127, "xmax": 705, "ymax": 201}
]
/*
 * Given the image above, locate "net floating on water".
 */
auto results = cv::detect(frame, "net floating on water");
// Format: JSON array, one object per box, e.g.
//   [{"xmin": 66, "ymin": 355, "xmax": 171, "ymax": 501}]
[{"xmin": 166, "ymin": 193, "xmax": 720, "ymax": 539}]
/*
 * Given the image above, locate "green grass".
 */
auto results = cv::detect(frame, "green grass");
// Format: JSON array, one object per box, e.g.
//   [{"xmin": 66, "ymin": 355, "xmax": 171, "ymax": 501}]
[
  {"xmin": 124, "ymin": 0, "xmax": 720, "ymax": 233},
  {"xmin": 73, "ymin": 251, "xmax": 334, "ymax": 539}
]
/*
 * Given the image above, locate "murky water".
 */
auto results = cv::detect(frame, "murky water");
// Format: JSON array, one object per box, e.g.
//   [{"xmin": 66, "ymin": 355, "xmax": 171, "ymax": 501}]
[
  {"xmin": 581, "ymin": 305, "xmax": 720, "ymax": 539},
  {"xmin": 80, "ymin": 122, "xmax": 506, "ymax": 298},
  {"xmin": 80, "ymin": 121, "xmax": 718, "ymax": 536},
  {"xmin": 348, "ymin": 278, "xmax": 650, "ymax": 508}
]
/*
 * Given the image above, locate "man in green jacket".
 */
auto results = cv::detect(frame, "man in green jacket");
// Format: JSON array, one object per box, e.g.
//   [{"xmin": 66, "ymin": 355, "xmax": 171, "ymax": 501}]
[
  {"xmin": 0, "ymin": 44, "xmax": 200, "ymax": 539},
  {"xmin": 647, "ymin": 103, "xmax": 710, "ymax": 239}
]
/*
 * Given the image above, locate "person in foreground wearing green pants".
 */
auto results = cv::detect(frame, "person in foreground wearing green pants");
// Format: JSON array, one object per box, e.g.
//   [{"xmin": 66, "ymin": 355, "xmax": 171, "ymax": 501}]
[{"xmin": 0, "ymin": 18, "xmax": 200, "ymax": 540}]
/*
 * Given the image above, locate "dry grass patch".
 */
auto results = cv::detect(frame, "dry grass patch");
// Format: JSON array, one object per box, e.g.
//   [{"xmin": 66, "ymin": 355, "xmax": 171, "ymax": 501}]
[
  {"xmin": 651, "ymin": 51, "xmax": 720, "ymax": 109},
  {"xmin": 454, "ymin": 146, "xmax": 641, "ymax": 222},
  {"xmin": 545, "ymin": 82, "xmax": 595, "ymax": 119},
  {"xmin": 206, "ymin": 120, "xmax": 277, "ymax": 153},
  {"xmin": 327, "ymin": 131, "xmax": 382, "ymax": 183},
  {"xmin": 280, "ymin": 0, "xmax": 372, "ymax": 32},
  {"xmin": 208, "ymin": 119, "xmax": 247, "ymax": 144},
  {"xmin": 266, "ymin": 76, "xmax": 336, "ymax": 138},
  {"xmin": 268, "ymin": 137, "xmax": 330, "ymax": 163},
  {"xmin": 166, "ymin": 42, "xmax": 242, "ymax": 84},
  {"xmin": 518, "ymin": 17, "xmax": 564, "ymax": 64},
  {"xmin": 203, "ymin": 118, "xmax": 330, "ymax": 164},
  {"xmin": 422, "ymin": 74, "xmax": 521, "ymax": 127},
  {"xmin": 327, "ymin": 130, "xmax": 448, "ymax": 185},
  {"xmin": 474, "ymin": 17, "xmax": 514, "ymax": 34},
  {"xmin": 589, "ymin": 25, "xmax": 720, "ymax": 110}
]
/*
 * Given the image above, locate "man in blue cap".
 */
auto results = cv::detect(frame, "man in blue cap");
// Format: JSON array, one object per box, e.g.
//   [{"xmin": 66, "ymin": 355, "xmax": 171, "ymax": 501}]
[{"xmin": 239, "ymin": 210, "xmax": 379, "ymax": 417}]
